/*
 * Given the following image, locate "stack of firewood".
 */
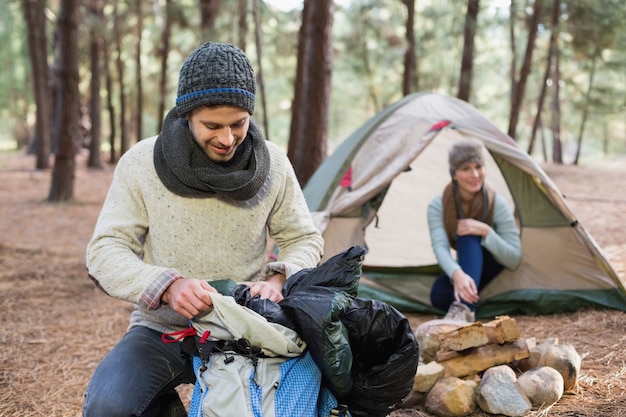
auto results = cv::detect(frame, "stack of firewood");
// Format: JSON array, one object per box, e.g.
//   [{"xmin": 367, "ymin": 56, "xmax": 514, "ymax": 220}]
[
  {"xmin": 407, "ymin": 316, "xmax": 581, "ymax": 416},
  {"xmin": 433, "ymin": 316, "xmax": 529, "ymax": 378}
]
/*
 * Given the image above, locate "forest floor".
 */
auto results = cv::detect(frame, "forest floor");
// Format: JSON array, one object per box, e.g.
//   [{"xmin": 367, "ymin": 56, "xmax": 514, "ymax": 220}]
[{"xmin": 0, "ymin": 150, "xmax": 625, "ymax": 417}]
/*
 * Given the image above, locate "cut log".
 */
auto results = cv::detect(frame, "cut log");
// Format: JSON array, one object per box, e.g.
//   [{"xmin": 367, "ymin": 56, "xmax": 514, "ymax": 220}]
[
  {"xmin": 439, "ymin": 339, "xmax": 531, "ymax": 378},
  {"xmin": 438, "ymin": 322, "xmax": 489, "ymax": 352},
  {"xmin": 483, "ymin": 316, "xmax": 521, "ymax": 344}
]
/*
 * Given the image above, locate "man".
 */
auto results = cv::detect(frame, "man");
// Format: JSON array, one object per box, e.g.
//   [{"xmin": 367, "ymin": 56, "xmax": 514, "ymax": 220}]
[{"xmin": 83, "ymin": 42, "xmax": 324, "ymax": 417}]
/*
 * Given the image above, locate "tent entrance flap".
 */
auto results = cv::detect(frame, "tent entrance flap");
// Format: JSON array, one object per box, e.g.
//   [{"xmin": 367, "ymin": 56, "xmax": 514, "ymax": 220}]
[{"xmin": 362, "ymin": 128, "xmax": 513, "ymax": 268}]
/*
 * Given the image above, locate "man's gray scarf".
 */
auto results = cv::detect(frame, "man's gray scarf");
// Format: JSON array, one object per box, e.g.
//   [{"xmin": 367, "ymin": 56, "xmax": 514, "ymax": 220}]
[{"xmin": 154, "ymin": 108, "xmax": 270, "ymax": 201}]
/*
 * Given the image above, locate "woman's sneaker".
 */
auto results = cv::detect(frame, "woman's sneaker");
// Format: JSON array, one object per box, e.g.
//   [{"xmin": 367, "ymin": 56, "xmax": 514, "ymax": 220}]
[{"xmin": 443, "ymin": 302, "xmax": 475, "ymax": 323}]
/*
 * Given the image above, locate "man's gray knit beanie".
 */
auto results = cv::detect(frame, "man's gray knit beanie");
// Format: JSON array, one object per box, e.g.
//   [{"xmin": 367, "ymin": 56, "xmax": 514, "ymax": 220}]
[
  {"xmin": 175, "ymin": 42, "xmax": 256, "ymax": 117},
  {"xmin": 448, "ymin": 139, "xmax": 485, "ymax": 176}
]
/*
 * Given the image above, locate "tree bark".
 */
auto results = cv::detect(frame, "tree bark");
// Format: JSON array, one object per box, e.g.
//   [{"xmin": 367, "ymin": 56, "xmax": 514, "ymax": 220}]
[
  {"xmin": 22, "ymin": 0, "xmax": 51, "ymax": 169},
  {"xmin": 457, "ymin": 0, "xmax": 479, "ymax": 102},
  {"xmin": 48, "ymin": 0, "xmax": 80, "ymax": 202},
  {"xmin": 157, "ymin": 0, "xmax": 172, "ymax": 132},
  {"xmin": 134, "ymin": 0, "xmax": 144, "ymax": 142},
  {"xmin": 252, "ymin": 0, "xmax": 269, "ymax": 139},
  {"xmin": 113, "ymin": 1, "xmax": 128, "ymax": 155},
  {"xmin": 402, "ymin": 0, "xmax": 417, "ymax": 96},
  {"xmin": 103, "ymin": 35, "xmax": 117, "ymax": 163},
  {"xmin": 287, "ymin": 0, "xmax": 334, "ymax": 187},
  {"xmin": 507, "ymin": 0, "xmax": 543, "ymax": 139},
  {"xmin": 573, "ymin": 49, "xmax": 599, "ymax": 165},
  {"xmin": 199, "ymin": 0, "xmax": 221, "ymax": 40},
  {"xmin": 87, "ymin": 0, "xmax": 104, "ymax": 169},
  {"xmin": 527, "ymin": 43, "xmax": 553, "ymax": 157},
  {"xmin": 238, "ymin": 0, "xmax": 248, "ymax": 52},
  {"xmin": 508, "ymin": 0, "xmax": 517, "ymax": 111},
  {"xmin": 549, "ymin": 0, "xmax": 562, "ymax": 163}
]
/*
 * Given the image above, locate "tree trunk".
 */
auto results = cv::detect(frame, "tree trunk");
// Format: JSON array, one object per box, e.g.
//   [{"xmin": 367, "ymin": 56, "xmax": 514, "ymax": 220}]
[
  {"xmin": 157, "ymin": 0, "xmax": 172, "ymax": 132},
  {"xmin": 135, "ymin": 0, "xmax": 144, "ymax": 142},
  {"xmin": 508, "ymin": 0, "xmax": 517, "ymax": 112},
  {"xmin": 507, "ymin": 0, "xmax": 543, "ymax": 139},
  {"xmin": 527, "ymin": 41, "xmax": 553, "ymax": 156},
  {"xmin": 287, "ymin": 0, "xmax": 334, "ymax": 187},
  {"xmin": 457, "ymin": 0, "xmax": 479, "ymax": 102},
  {"xmin": 22, "ymin": 0, "xmax": 51, "ymax": 170},
  {"xmin": 49, "ymin": 21, "xmax": 62, "ymax": 154},
  {"xmin": 549, "ymin": 0, "xmax": 562, "ymax": 164},
  {"xmin": 354, "ymin": 7, "xmax": 378, "ymax": 111},
  {"xmin": 573, "ymin": 49, "xmax": 599, "ymax": 165},
  {"xmin": 113, "ymin": 1, "xmax": 128, "ymax": 155},
  {"xmin": 252, "ymin": 0, "xmax": 269, "ymax": 139},
  {"xmin": 103, "ymin": 35, "xmax": 117, "ymax": 163},
  {"xmin": 238, "ymin": 0, "xmax": 248, "ymax": 52},
  {"xmin": 48, "ymin": 0, "xmax": 80, "ymax": 202},
  {"xmin": 87, "ymin": 0, "xmax": 103, "ymax": 169},
  {"xmin": 539, "ymin": 116, "xmax": 547, "ymax": 162},
  {"xmin": 402, "ymin": 0, "xmax": 417, "ymax": 96},
  {"xmin": 199, "ymin": 0, "xmax": 221, "ymax": 40}
]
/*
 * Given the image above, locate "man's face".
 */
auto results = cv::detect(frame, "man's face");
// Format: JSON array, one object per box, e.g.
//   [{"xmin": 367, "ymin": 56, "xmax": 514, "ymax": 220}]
[{"xmin": 186, "ymin": 106, "xmax": 250, "ymax": 163}]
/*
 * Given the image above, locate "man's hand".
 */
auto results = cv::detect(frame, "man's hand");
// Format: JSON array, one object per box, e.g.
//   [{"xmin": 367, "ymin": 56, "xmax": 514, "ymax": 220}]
[
  {"xmin": 247, "ymin": 273, "xmax": 286, "ymax": 303},
  {"xmin": 162, "ymin": 278, "xmax": 217, "ymax": 319}
]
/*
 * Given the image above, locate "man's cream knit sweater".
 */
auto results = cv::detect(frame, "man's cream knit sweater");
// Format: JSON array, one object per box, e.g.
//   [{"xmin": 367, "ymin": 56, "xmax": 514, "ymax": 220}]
[{"xmin": 86, "ymin": 137, "xmax": 324, "ymax": 334}]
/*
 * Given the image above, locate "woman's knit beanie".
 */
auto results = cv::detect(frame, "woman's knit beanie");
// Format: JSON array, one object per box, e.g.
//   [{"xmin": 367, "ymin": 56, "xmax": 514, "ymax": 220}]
[
  {"xmin": 448, "ymin": 139, "xmax": 485, "ymax": 176},
  {"xmin": 175, "ymin": 42, "xmax": 256, "ymax": 117}
]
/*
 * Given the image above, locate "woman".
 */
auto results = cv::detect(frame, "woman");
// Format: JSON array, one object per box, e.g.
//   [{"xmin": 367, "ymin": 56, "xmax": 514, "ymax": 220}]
[{"xmin": 427, "ymin": 139, "xmax": 521, "ymax": 322}]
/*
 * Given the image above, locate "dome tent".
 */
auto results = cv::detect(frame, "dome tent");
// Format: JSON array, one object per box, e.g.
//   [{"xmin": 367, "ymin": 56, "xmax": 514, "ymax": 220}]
[{"xmin": 303, "ymin": 92, "xmax": 626, "ymax": 318}]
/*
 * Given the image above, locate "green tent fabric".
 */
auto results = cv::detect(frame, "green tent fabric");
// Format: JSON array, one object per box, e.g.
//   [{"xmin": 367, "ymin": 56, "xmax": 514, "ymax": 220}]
[{"xmin": 303, "ymin": 92, "xmax": 626, "ymax": 318}]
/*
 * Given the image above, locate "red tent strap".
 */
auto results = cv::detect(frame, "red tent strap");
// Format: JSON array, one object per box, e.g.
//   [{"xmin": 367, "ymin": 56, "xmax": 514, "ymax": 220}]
[{"xmin": 428, "ymin": 120, "xmax": 451, "ymax": 132}]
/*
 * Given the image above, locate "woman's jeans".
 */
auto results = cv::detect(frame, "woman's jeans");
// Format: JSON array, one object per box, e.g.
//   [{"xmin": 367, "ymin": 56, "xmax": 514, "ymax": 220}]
[
  {"xmin": 430, "ymin": 235, "xmax": 504, "ymax": 312},
  {"xmin": 83, "ymin": 326, "xmax": 195, "ymax": 417}
]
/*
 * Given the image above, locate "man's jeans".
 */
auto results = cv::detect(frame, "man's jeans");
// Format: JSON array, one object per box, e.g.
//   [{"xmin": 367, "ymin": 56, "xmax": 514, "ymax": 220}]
[{"xmin": 83, "ymin": 326, "xmax": 195, "ymax": 417}]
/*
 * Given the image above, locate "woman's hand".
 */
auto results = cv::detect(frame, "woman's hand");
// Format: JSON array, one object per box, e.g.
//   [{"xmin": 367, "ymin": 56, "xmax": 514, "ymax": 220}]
[
  {"xmin": 456, "ymin": 218, "xmax": 490, "ymax": 238},
  {"xmin": 162, "ymin": 278, "xmax": 217, "ymax": 319},
  {"xmin": 451, "ymin": 269, "xmax": 479, "ymax": 305}
]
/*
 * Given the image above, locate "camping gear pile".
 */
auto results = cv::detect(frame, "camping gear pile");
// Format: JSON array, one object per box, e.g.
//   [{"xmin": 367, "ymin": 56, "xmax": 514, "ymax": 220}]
[{"xmin": 166, "ymin": 246, "xmax": 419, "ymax": 417}]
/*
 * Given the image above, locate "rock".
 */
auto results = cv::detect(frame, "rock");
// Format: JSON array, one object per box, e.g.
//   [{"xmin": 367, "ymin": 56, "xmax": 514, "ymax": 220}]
[
  {"xmin": 539, "ymin": 344, "xmax": 581, "ymax": 392},
  {"xmin": 518, "ymin": 366, "xmax": 564, "ymax": 408},
  {"xmin": 424, "ymin": 377, "xmax": 477, "ymax": 417},
  {"xmin": 514, "ymin": 338, "xmax": 556, "ymax": 372},
  {"xmin": 413, "ymin": 361, "xmax": 445, "ymax": 393},
  {"xmin": 395, "ymin": 390, "xmax": 425, "ymax": 409},
  {"xmin": 476, "ymin": 365, "xmax": 531, "ymax": 416}
]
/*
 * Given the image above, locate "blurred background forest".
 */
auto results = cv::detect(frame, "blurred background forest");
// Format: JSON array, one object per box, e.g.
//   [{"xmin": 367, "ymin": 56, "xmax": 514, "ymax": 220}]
[{"xmin": 1, "ymin": 0, "xmax": 626, "ymax": 200}]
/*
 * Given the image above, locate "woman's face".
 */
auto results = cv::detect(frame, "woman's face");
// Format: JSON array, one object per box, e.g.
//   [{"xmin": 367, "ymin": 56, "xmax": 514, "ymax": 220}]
[{"xmin": 453, "ymin": 161, "xmax": 485, "ymax": 197}]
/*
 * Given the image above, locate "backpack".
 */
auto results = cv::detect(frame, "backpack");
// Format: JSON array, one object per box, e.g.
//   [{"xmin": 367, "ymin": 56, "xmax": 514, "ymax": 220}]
[{"xmin": 164, "ymin": 292, "xmax": 347, "ymax": 417}]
